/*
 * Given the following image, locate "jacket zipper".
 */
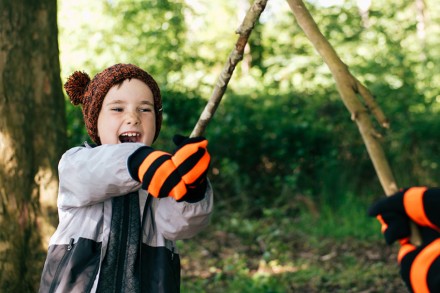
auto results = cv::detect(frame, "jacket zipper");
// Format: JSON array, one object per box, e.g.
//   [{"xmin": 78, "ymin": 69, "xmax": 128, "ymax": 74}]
[
  {"xmin": 139, "ymin": 195, "xmax": 151, "ymax": 287},
  {"xmin": 48, "ymin": 238, "xmax": 75, "ymax": 293},
  {"xmin": 114, "ymin": 196, "xmax": 130, "ymax": 292}
]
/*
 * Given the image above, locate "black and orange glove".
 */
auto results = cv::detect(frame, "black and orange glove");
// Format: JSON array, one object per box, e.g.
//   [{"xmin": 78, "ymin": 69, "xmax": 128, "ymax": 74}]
[
  {"xmin": 171, "ymin": 135, "xmax": 211, "ymax": 202},
  {"xmin": 368, "ymin": 187, "xmax": 440, "ymax": 244},
  {"xmin": 128, "ymin": 136, "xmax": 210, "ymax": 201},
  {"xmin": 368, "ymin": 187, "xmax": 440, "ymax": 292}
]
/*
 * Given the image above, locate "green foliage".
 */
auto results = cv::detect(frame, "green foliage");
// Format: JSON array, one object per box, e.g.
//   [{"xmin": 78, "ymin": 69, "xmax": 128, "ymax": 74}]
[
  {"xmin": 297, "ymin": 193, "xmax": 381, "ymax": 240},
  {"xmin": 58, "ymin": 0, "xmax": 439, "ymax": 291},
  {"xmin": 59, "ymin": 0, "xmax": 440, "ymax": 223},
  {"xmin": 178, "ymin": 191, "xmax": 403, "ymax": 292}
]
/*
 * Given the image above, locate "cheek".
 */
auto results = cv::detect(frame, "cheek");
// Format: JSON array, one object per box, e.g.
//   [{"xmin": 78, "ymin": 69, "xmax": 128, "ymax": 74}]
[
  {"xmin": 143, "ymin": 116, "xmax": 156, "ymax": 142},
  {"xmin": 97, "ymin": 115, "xmax": 118, "ymax": 138},
  {"xmin": 97, "ymin": 117, "xmax": 104, "ymax": 137},
  {"xmin": 146, "ymin": 117, "xmax": 156, "ymax": 134},
  {"xmin": 97, "ymin": 115, "xmax": 107, "ymax": 134}
]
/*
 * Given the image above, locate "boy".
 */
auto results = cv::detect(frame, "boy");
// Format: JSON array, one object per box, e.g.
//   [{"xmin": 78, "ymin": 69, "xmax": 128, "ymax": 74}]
[
  {"xmin": 39, "ymin": 63, "xmax": 213, "ymax": 293},
  {"xmin": 369, "ymin": 187, "xmax": 440, "ymax": 292}
]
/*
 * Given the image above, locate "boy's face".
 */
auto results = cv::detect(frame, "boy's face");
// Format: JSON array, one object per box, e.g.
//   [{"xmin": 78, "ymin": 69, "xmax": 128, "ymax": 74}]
[{"xmin": 97, "ymin": 78, "xmax": 156, "ymax": 146}]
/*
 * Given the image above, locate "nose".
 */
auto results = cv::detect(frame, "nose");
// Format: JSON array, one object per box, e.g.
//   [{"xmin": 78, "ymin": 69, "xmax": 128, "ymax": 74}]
[{"xmin": 125, "ymin": 110, "xmax": 140, "ymax": 125}]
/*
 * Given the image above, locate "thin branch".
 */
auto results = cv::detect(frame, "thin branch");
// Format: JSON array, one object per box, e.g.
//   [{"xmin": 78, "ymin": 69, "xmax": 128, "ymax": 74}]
[
  {"xmin": 355, "ymin": 79, "xmax": 389, "ymax": 129},
  {"xmin": 190, "ymin": 0, "xmax": 268, "ymax": 138}
]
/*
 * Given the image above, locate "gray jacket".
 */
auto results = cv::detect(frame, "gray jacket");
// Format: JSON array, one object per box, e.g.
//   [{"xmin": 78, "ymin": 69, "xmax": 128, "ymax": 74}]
[{"xmin": 39, "ymin": 143, "xmax": 213, "ymax": 293}]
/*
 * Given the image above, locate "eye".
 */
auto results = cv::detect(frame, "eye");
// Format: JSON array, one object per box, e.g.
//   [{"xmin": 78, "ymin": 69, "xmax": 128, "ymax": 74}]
[
  {"xmin": 139, "ymin": 107, "xmax": 153, "ymax": 113},
  {"xmin": 111, "ymin": 107, "xmax": 123, "ymax": 112}
]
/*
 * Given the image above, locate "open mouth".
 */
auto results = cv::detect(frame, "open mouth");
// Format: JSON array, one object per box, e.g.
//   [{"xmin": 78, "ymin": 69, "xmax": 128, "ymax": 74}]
[{"xmin": 119, "ymin": 132, "xmax": 141, "ymax": 143}]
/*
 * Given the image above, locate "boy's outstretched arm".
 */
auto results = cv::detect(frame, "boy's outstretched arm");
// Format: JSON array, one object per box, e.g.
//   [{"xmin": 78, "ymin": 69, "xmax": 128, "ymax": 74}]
[
  {"xmin": 369, "ymin": 187, "xmax": 440, "ymax": 292},
  {"xmin": 153, "ymin": 180, "xmax": 214, "ymax": 240},
  {"xmin": 58, "ymin": 143, "xmax": 144, "ymax": 208}
]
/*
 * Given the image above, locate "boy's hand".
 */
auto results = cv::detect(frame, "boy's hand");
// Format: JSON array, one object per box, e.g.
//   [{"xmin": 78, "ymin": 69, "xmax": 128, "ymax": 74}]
[
  {"xmin": 128, "ymin": 136, "xmax": 210, "ymax": 201},
  {"xmin": 368, "ymin": 187, "xmax": 440, "ymax": 244},
  {"xmin": 368, "ymin": 187, "xmax": 440, "ymax": 292},
  {"xmin": 171, "ymin": 135, "xmax": 211, "ymax": 202},
  {"xmin": 368, "ymin": 189, "xmax": 411, "ymax": 245},
  {"xmin": 172, "ymin": 135, "xmax": 210, "ymax": 187}
]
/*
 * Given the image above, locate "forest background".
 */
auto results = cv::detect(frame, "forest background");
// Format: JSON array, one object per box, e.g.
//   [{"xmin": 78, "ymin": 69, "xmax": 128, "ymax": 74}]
[{"xmin": 1, "ymin": 0, "xmax": 439, "ymax": 292}]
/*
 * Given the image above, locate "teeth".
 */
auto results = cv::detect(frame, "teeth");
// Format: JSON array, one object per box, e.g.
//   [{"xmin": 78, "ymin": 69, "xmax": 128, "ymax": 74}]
[{"xmin": 121, "ymin": 133, "xmax": 140, "ymax": 137}]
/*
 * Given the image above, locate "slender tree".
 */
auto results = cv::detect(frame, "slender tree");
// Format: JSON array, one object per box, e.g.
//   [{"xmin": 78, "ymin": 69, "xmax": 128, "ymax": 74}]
[
  {"xmin": 285, "ymin": 0, "xmax": 422, "ymax": 244},
  {"xmin": 0, "ymin": 0, "xmax": 66, "ymax": 291}
]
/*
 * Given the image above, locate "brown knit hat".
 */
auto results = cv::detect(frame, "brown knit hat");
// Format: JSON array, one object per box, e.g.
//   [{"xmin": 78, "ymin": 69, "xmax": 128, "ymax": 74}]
[{"xmin": 64, "ymin": 63, "xmax": 163, "ymax": 145}]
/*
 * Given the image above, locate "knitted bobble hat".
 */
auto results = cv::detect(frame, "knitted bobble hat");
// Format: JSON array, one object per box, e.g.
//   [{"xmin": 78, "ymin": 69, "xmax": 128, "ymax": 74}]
[{"xmin": 64, "ymin": 63, "xmax": 163, "ymax": 145}]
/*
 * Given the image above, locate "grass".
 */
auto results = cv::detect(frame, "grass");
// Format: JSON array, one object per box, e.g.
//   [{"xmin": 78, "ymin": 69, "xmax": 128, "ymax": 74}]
[{"xmin": 178, "ymin": 192, "xmax": 408, "ymax": 292}]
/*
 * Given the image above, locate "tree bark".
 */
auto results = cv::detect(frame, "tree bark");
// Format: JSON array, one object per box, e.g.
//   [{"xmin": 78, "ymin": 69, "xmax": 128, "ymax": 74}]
[
  {"xmin": 285, "ymin": 0, "xmax": 421, "ymax": 244},
  {"xmin": 0, "ymin": 0, "xmax": 66, "ymax": 291}
]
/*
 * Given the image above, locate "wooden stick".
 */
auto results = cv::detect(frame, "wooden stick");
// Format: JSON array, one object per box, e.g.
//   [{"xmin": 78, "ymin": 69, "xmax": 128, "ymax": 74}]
[
  {"xmin": 285, "ymin": 0, "xmax": 421, "ymax": 244},
  {"xmin": 190, "ymin": 0, "xmax": 268, "ymax": 138}
]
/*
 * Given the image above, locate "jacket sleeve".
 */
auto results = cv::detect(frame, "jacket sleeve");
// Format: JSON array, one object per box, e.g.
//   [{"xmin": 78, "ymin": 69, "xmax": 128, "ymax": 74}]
[
  {"xmin": 154, "ymin": 180, "xmax": 214, "ymax": 240},
  {"xmin": 399, "ymin": 239, "xmax": 440, "ymax": 293},
  {"xmin": 57, "ymin": 144, "xmax": 143, "ymax": 208}
]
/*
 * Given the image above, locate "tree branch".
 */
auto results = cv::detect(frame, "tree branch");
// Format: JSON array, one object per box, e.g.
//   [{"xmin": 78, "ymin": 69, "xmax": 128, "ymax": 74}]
[
  {"xmin": 190, "ymin": 0, "xmax": 268, "ymax": 137},
  {"xmin": 285, "ymin": 0, "xmax": 420, "ymax": 244}
]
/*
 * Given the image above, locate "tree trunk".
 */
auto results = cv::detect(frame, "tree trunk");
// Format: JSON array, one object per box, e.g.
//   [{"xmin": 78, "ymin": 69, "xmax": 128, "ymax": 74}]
[{"xmin": 0, "ymin": 0, "xmax": 66, "ymax": 291}]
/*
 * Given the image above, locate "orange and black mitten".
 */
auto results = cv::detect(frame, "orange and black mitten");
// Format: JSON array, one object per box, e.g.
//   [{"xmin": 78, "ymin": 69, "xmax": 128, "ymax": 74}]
[
  {"xmin": 128, "ymin": 136, "xmax": 210, "ymax": 201},
  {"xmin": 369, "ymin": 187, "xmax": 440, "ymax": 292},
  {"xmin": 170, "ymin": 135, "xmax": 211, "ymax": 201}
]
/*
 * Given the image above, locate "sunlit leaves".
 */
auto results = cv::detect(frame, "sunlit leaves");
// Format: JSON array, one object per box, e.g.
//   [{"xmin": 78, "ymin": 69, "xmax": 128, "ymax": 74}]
[{"xmin": 58, "ymin": 0, "xmax": 440, "ymax": 186}]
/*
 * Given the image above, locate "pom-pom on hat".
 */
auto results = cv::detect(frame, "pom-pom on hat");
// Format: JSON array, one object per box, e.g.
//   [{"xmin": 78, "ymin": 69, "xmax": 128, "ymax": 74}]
[{"xmin": 64, "ymin": 63, "xmax": 163, "ymax": 145}]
